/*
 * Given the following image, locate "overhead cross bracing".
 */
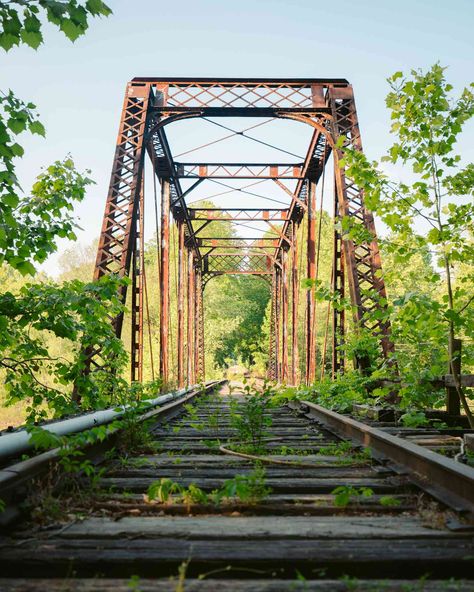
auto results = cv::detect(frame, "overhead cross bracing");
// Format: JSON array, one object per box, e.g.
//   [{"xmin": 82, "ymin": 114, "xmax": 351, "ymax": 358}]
[{"xmin": 93, "ymin": 77, "xmax": 395, "ymax": 388}]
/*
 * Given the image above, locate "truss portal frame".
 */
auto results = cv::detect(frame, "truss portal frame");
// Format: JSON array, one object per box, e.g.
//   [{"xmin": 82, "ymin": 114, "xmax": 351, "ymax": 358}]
[{"xmin": 93, "ymin": 77, "xmax": 395, "ymax": 387}]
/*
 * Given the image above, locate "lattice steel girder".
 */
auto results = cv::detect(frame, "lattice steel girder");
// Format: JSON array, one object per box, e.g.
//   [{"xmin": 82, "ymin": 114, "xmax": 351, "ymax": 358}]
[
  {"xmin": 329, "ymin": 85, "xmax": 394, "ymax": 362},
  {"xmin": 204, "ymin": 253, "xmax": 273, "ymax": 274},
  {"xmin": 95, "ymin": 84, "xmax": 150, "ymax": 283},
  {"xmin": 197, "ymin": 237, "xmax": 280, "ymax": 247},
  {"xmin": 189, "ymin": 208, "xmax": 289, "ymax": 221},
  {"xmin": 175, "ymin": 163, "xmax": 304, "ymax": 179},
  {"xmin": 134, "ymin": 77, "xmax": 349, "ymax": 109}
]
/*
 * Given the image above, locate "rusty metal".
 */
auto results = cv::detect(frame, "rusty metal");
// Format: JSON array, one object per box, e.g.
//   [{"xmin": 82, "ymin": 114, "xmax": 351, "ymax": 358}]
[
  {"xmin": 291, "ymin": 222, "xmax": 299, "ymax": 385},
  {"xmin": 189, "ymin": 208, "xmax": 289, "ymax": 221},
  {"xmin": 176, "ymin": 163, "xmax": 303, "ymax": 179},
  {"xmin": 329, "ymin": 86, "xmax": 394, "ymax": 366},
  {"xmin": 275, "ymin": 269, "xmax": 282, "ymax": 382},
  {"xmin": 160, "ymin": 179, "xmax": 170, "ymax": 385},
  {"xmin": 187, "ymin": 250, "xmax": 195, "ymax": 386},
  {"xmin": 194, "ymin": 268, "xmax": 205, "ymax": 381},
  {"xmin": 332, "ymin": 183, "xmax": 345, "ymax": 377},
  {"xmin": 296, "ymin": 400, "xmax": 474, "ymax": 515},
  {"xmin": 268, "ymin": 272, "xmax": 277, "ymax": 381},
  {"xmin": 177, "ymin": 222, "xmax": 186, "ymax": 388},
  {"xmin": 281, "ymin": 250, "xmax": 289, "ymax": 382},
  {"xmin": 306, "ymin": 180, "xmax": 316, "ymax": 384},
  {"xmin": 92, "ymin": 77, "xmax": 395, "ymax": 386}
]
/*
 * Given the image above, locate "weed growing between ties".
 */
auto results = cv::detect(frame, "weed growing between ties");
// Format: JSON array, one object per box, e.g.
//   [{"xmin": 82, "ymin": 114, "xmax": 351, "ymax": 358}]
[
  {"xmin": 24, "ymin": 426, "xmax": 110, "ymax": 524},
  {"xmin": 331, "ymin": 485, "xmax": 374, "ymax": 507},
  {"xmin": 21, "ymin": 382, "xmax": 167, "ymax": 524},
  {"xmin": 318, "ymin": 441, "xmax": 373, "ymax": 465},
  {"xmin": 145, "ymin": 463, "xmax": 271, "ymax": 509},
  {"xmin": 330, "ymin": 485, "xmax": 404, "ymax": 510},
  {"xmin": 229, "ymin": 380, "xmax": 275, "ymax": 454}
]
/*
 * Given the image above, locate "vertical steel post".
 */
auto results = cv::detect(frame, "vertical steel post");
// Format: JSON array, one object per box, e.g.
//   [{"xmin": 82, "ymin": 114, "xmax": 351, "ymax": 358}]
[
  {"xmin": 130, "ymin": 180, "xmax": 144, "ymax": 383},
  {"xmin": 130, "ymin": 240, "xmax": 139, "ymax": 382},
  {"xmin": 306, "ymin": 180, "xmax": 316, "ymax": 384},
  {"xmin": 177, "ymin": 222, "xmax": 185, "ymax": 388},
  {"xmin": 187, "ymin": 250, "xmax": 195, "ymax": 386},
  {"xmin": 291, "ymin": 222, "xmax": 299, "ymax": 385},
  {"xmin": 332, "ymin": 180, "xmax": 345, "ymax": 377},
  {"xmin": 199, "ymin": 279, "xmax": 205, "ymax": 381},
  {"xmin": 268, "ymin": 271, "xmax": 277, "ymax": 381},
  {"xmin": 160, "ymin": 178, "xmax": 170, "ymax": 385},
  {"xmin": 275, "ymin": 268, "xmax": 281, "ymax": 382},
  {"xmin": 446, "ymin": 338, "xmax": 462, "ymax": 416},
  {"xmin": 138, "ymin": 180, "xmax": 145, "ymax": 382},
  {"xmin": 281, "ymin": 249, "xmax": 289, "ymax": 382},
  {"xmin": 194, "ymin": 266, "xmax": 205, "ymax": 382}
]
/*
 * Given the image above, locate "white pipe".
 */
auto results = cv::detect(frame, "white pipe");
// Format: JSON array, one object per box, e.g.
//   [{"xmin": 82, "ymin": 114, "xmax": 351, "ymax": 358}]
[{"xmin": 0, "ymin": 385, "xmax": 200, "ymax": 463}]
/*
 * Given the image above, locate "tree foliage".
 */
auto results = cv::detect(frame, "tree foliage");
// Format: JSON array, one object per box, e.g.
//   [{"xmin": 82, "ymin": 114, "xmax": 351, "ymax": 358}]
[
  {"xmin": 0, "ymin": 0, "xmax": 123, "ymax": 426},
  {"xmin": 340, "ymin": 64, "xmax": 474, "ymax": 422},
  {"xmin": 0, "ymin": 0, "xmax": 111, "ymax": 50},
  {"xmin": 0, "ymin": 275, "xmax": 127, "ymax": 422}
]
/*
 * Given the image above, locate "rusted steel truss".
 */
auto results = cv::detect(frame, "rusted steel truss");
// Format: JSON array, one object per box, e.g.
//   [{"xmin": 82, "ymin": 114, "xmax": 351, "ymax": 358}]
[
  {"xmin": 93, "ymin": 78, "xmax": 394, "ymax": 386},
  {"xmin": 176, "ymin": 163, "xmax": 303, "ymax": 179}
]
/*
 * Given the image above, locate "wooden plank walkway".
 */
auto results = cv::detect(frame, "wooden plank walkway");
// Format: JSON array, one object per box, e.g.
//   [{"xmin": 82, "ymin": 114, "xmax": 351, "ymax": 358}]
[{"xmin": 0, "ymin": 385, "xmax": 473, "ymax": 590}]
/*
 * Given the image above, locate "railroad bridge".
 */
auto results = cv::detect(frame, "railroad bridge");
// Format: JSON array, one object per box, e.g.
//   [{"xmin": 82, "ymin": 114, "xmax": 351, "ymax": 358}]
[
  {"xmin": 0, "ymin": 78, "xmax": 473, "ymax": 591},
  {"xmin": 94, "ymin": 77, "xmax": 393, "ymax": 385}
]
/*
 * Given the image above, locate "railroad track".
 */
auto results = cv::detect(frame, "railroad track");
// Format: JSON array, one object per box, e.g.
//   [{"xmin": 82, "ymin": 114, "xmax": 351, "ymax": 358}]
[{"xmin": 0, "ymin": 381, "xmax": 473, "ymax": 591}]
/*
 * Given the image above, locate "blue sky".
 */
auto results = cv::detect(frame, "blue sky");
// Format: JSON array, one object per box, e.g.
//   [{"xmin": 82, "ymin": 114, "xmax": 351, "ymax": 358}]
[{"xmin": 1, "ymin": 0, "xmax": 473, "ymax": 274}]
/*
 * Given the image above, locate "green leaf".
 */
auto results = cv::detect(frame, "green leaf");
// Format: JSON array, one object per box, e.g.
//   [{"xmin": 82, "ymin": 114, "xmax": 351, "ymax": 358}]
[
  {"xmin": 0, "ymin": 32, "xmax": 19, "ymax": 51},
  {"xmin": 86, "ymin": 0, "xmax": 113, "ymax": 16},
  {"xmin": 7, "ymin": 118, "xmax": 27, "ymax": 134},
  {"xmin": 60, "ymin": 19, "xmax": 82, "ymax": 41},
  {"xmin": 24, "ymin": 14, "xmax": 41, "ymax": 33},
  {"xmin": 20, "ymin": 29, "xmax": 43, "ymax": 49},
  {"xmin": 29, "ymin": 120, "xmax": 46, "ymax": 137},
  {"xmin": 16, "ymin": 261, "xmax": 37, "ymax": 276},
  {"xmin": 10, "ymin": 143, "xmax": 24, "ymax": 157},
  {"xmin": 2, "ymin": 193, "xmax": 19, "ymax": 208}
]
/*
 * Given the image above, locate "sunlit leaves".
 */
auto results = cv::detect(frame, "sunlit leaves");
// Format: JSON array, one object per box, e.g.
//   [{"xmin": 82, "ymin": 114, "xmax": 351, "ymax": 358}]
[
  {"xmin": 337, "ymin": 64, "xmax": 474, "ymax": 411},
  {"xmin": 0, "ymin": 1, "xmax": 112, "ymax": 51},
  {"xmin": 0, "ymin": 276, "xmax": 128, "ymax": 422},
  {"xmin": 1, "ymin": 156, "xmax": 93, "ymax": 274}
]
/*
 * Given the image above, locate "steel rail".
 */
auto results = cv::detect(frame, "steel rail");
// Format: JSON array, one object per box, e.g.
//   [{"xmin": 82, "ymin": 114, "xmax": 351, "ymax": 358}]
[
  {"xmin": 0, "ymin": 387, "xmax": 198, "ymax": 464},
  {"xmin": 0, "ymin": 380, "xmax": 225, "ymax": 526},
  {"xmin": 290, "ymin": 400, "xmax": 474, "ymax": 517}
]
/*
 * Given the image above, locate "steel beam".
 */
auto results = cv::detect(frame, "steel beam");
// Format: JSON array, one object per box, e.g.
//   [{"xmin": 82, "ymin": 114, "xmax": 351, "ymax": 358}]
[
  {"xmin": 306, "ymin": 180, "xmax": 316, "ymax": 384},
  {"xmin": 187, "ymin": 250, "xmax": 195, "ymax": 386},
  {"xmin": 281, "ymin": 249, "xmax": 289, "ymax": 382},
  {"xmin": 177, "ymin": 222, "xmax": 185, "ymax": 388},
  {"xmin": 291, "ymin": 222, "xmax": 299, "ymax": 385},
  {"xmin": 332, "ymin": 183, "xmax": 345, "ymax": 377},
  {"xmin": 194, "ymin": 267, "xmax": 205, "ymax": 382},
  {"xmin": 176, "ymin": 163, "xmax": 303, "ymax": 179},
  {"xmin": 275, "ymin": 269, "xmax": 281, "ymax": 382},
  {"xmin": 160, "ymin": 179, "xmax": 170, "ymax": 385},
  {"xmin": 189, "ymin": 208, "xmax": 289, "ymax": 221}
]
